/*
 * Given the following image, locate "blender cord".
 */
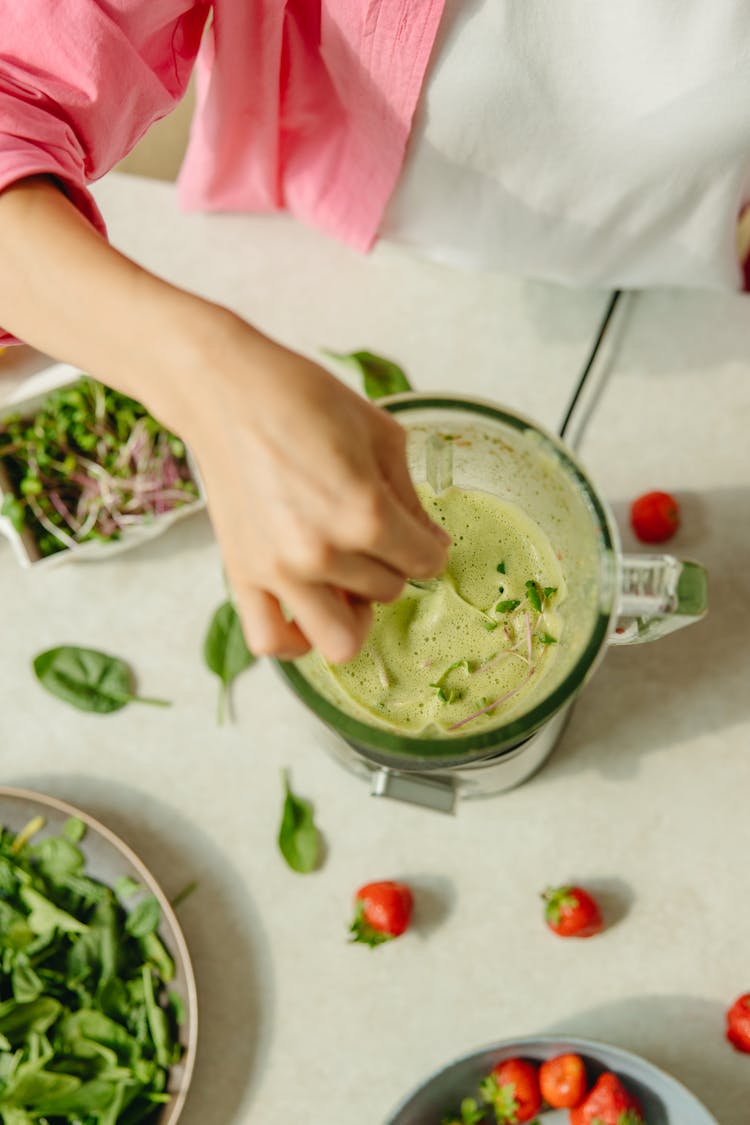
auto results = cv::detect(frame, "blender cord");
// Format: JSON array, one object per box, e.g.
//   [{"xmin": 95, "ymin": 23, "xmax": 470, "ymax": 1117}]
[{"xmin": 558, "ymin": 289, "xmax": 623, "ymax": 445}]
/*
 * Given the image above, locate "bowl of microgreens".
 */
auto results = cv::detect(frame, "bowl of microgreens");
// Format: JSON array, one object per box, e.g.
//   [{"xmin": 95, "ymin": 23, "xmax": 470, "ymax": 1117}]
[
  {"xmin": 0, "ymin": 364, "xmax": 204, "ymax": 567},
  {"xmin": 0, "ymin": 786, "xmax": 197, "ymax": 1124}
]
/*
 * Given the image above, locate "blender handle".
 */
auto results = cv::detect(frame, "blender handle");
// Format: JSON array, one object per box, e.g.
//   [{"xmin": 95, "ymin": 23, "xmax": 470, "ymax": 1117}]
[{"xmin": 609, "ymin": 555, "xmax": 708, "ymax": 645}]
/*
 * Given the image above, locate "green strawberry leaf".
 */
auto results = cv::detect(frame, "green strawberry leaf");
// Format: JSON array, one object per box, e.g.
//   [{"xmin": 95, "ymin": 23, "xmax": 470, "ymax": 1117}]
[{"xmin": 348, "ymin": 900, "xmax": 392, "ymax": 948}]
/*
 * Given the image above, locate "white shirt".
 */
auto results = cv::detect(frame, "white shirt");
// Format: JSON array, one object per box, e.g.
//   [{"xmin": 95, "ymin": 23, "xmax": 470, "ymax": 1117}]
[{"xmin": 381, "ymin": 1, "xmax": 750, "ymax": 289}]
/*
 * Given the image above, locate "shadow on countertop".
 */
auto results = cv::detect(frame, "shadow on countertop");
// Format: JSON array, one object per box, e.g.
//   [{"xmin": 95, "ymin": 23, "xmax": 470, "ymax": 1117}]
[
  {"xmin": 6, "ymin": 773, "xmax": 272, "ymax": 1125},
  {"xmin": 536, "ymin": 485, "xmax": 750, "ymax": 783},
  {"xmin": 543, "ymin": 993, "xmax": 745, "ymax": 1125}
]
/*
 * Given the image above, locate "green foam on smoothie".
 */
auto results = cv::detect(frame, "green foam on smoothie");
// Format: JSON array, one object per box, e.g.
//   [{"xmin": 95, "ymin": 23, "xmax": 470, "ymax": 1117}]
[{"xmin": 301, "ymin": 484, "xmax": 566, "ymax": 736}]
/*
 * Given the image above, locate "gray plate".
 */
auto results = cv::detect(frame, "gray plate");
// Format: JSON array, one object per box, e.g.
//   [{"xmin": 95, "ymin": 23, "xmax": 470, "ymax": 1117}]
[
  {"xmin": 0, "ymin": 786, "xmax": 198, "ymax": 1125},
  {"xmin": 385, "ymin": 1034, "xmax": 719, "ymax": 1125}
]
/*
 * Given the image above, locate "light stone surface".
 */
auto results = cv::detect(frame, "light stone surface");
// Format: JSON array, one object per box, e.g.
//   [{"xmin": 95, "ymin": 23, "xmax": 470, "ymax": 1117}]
[{"xmin": 0, "ymin": 173, "xmax": 748, "ymax": 1124}]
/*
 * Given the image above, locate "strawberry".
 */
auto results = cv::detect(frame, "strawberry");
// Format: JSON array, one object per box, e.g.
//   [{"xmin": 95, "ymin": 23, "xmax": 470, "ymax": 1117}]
[
  {"xmin": 349, "ymin": 880, "xmax": 413, "ymax": 947},
  {"xmin": 539, "ymin": 1053, "xmax": 588, "ymax": 1108},
  {"xmin": 479, "ymin": 1058, "xmax": 542, "ymax": 1123},
  {"xmin": 542, "ymin": 885, "xmax": 603, "ymax": 938},
  {"xmin": 726, "ymin": 992, "xmax": 750, "ymax": 1053},
  {"xmin": 630, "ymin": 490, "xmax": 679, "ymax": 544},
  {"xmin": 569, "ymin": 1072, "xmax": 644, "ymax": 1125}
]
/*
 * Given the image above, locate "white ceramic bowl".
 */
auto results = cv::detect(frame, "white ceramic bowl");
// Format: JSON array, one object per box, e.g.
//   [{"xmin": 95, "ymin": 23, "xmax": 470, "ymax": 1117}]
[{"xmin": 385, "ymin": 1035, "xmax": 718, "ymax": 1125}]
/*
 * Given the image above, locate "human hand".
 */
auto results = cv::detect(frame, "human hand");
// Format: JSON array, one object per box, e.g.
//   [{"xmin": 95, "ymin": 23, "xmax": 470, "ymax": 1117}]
[{"xmin": 174, "ymin": 318, "xmax": 450, "ymax": 662}]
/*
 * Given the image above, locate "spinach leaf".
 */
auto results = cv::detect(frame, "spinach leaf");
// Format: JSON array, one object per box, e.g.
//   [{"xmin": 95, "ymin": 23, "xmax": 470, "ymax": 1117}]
[
  {"xmin": 32, "ymin": 646, "xmax": 170, "ymax": 713},
  {"xmin": 203, "ymin": 600, "xmax": 255, "ymax": 723},
  {"xmin": 63, "ymin": 817, "xmax": 86, "ymax": 843},
  {"xmin": 278, "ymin": 773, "xmax": 321, "ymax": 874},
  {"xmin": 124, "ymin": 896, "xmax": 161, "ymax": 939},
  {"xmin": 114, "ymin": 875, "xmax": 141, "ymax": 900},
  {"xmin": 324, "ymin": 349, "xmax": 412, "ymax": 400},
  {"xmin": 20, "ymin": 887, "xmax": 89, "ymax": 936},
  {"xmin": 10, "ymin": 957, "xmax": 43, "ymax": 1004}
]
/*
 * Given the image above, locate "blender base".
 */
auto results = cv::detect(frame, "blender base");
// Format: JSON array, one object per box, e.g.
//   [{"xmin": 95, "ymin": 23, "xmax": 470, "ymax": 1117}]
[{"xmin": 318, "ymin": 705, "xmax": 574, "ymax": 813}]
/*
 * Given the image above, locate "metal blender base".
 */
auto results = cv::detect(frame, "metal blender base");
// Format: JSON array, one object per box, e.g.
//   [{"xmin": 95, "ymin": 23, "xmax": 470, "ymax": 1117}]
[{"xmin": 319, "ymin": 705, "xmax": 574, "ymax": 813}]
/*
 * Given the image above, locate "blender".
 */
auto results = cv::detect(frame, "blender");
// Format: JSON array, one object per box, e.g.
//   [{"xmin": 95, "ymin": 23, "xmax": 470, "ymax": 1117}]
[{"xmin": 278, "ymin": 395, "xmax": 707, "ymax": 812}]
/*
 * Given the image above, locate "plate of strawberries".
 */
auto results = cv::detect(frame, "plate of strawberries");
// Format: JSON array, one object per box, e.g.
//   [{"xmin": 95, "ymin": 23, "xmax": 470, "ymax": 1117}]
[{"xmin": 385, "ymin": 1036, "xmax": 717, "ymax": 1125}]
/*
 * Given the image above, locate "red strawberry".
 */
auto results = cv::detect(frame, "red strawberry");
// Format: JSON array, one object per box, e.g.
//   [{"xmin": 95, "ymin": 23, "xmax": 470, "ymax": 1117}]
[
  {"xmin": 569, "ymin": 1072, "xmax": 644, "ymax": 1125},
  {"xmin": 542, "ymin": 885, "xmax": 603, "ymax": 938},
  {"xmin": 539, "ymin": 1052, "xmax": 588, "ymax": 1108},
  {"xmin": 726, "ymin": 993, "xmax": 750, "ymax": 1053},
  {"xmin": 630, "ymin": 491, "xmax": 679, "ymax": 544},
  {"xmin": 349, "ymin": 880, "xmax": 413, "ymax": 947},
  {"xmin": 479, "ymin": 1058, "xmax": 542, "ymax": 1123}
]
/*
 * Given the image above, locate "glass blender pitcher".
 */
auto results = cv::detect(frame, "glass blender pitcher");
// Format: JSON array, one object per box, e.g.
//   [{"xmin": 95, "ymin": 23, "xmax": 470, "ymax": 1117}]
[{"xmin": 277, "ymin": 395, "xmax": 707, "ymax": 812}]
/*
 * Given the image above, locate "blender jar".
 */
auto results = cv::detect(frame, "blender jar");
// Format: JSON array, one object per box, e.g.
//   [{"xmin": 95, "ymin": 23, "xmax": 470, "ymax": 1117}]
[{"xmin": 277, "ymin": 395, "xmax": 707, "ymax": 809}]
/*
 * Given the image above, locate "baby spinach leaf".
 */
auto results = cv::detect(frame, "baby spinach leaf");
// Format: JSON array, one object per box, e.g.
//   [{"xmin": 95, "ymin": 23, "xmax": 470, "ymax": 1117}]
[
  {"xmin": 114, "ymin": 875, "xmax": 141, "ymax": 900},
  {"xmin": 168, "ymin": 991, "xmax": 186, "ymax": 1027},
  {"xmin": 139, "ymin": 932, "xmax": 175, "ymax": 983},
  {"xmin": 63, "ymin": 817, "xmax": 86, "ymax": 843},
  {"xmin": 32, "ymin": 646, "xmax": 170, "ymax": 714},
  {"xmin": 0, "ymin": 997, "xmax": 62, "ymax": 1040},
  {"xmin": 203, "ymin": 600, "xmax": 255, "ymax": 724},
  {"xmin": 324, "ymin": 349, "xmax": 412, "ymax": 400},
  {"xmin": 11, "ymin": 957, "xmax": 44, "ymax": 1004},
  {"xmin": 141, "ymin": 966, "xmax": 170, "ymax": 1068},
  {"xmin": 278, "ymin": 773, "xmax": 321, "ymax": 874},
  {"xmin": 20, "ymin": 887, "xmax": 89, "ymax": 936},
  {"xmin": 123, "ymin": 896, "xmax": 161, "ymax": 939}
]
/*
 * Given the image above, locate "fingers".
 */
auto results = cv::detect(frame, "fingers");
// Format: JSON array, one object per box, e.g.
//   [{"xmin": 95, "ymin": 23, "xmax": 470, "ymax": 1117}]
[
  {"xmin": 234, "ymin": 577, "xmax": 373, "ymax": 665},
  {"xmin": 279, "ymin": 583, "xmax": 374, "ymax": 664},
  {"xmin": 235, "ymin": 586, "xmax": 311, "ymax": 660},
  {"xmin": 367, "ymin": 419, "xmax": 452, "ymax": 576},
  {"xmin": 340, "ymin": 475, "xmax": 451, "ymax": 581},
  {"xmin": 284, "ymin": 548, "xmax": 405, "ymax": 604}
]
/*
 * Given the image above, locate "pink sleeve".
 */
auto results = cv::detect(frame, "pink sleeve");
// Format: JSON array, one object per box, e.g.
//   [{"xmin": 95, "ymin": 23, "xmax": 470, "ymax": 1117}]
[{"xmin": 0, "ymin": 0, "xmax": 210, "ymax": 345}]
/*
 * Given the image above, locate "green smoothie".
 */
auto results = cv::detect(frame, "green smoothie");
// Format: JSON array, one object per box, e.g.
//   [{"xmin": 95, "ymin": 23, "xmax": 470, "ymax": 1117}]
[{"xmin": 300, "ymin": 484, "xmax": 566, "ymax": 736}]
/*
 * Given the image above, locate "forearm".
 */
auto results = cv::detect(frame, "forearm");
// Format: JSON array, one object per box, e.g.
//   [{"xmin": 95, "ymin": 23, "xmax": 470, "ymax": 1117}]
[{"xmin": 0, "ymin": 176, "xmax": 247, "ymax": 420}]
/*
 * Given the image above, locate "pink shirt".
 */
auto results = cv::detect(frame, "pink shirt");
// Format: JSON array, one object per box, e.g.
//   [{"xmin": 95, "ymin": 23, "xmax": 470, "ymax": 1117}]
[{"xmin": 0, "ymin": 0, "xmax": 444, "ymax": 343}]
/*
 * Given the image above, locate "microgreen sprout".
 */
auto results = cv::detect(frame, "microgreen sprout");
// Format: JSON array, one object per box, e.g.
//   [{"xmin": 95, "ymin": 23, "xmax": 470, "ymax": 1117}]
[
  {"xmin": 496, "ymin": 599, "xmax": 521, "ymax": 613},
  {"xmin": 525, "ymin": 580, "xmax": 543, "ymax": 612}
]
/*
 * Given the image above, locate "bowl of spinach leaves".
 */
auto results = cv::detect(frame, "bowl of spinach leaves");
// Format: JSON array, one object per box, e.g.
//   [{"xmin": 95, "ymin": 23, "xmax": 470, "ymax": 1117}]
[{"xmin": 0, "ymin": 787, "xmax": 197, "ymax": 1124}]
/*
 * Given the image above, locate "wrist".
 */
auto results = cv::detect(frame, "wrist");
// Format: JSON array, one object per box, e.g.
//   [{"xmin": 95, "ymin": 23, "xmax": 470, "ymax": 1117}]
[{"xmin": 113, "ymin": 290, "xmax": 262, "ymax": 436}]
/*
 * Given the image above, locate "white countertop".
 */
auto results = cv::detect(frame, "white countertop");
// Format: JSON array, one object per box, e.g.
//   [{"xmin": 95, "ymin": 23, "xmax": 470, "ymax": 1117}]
[{"xmin": 1, "ymin": 172, "xmax": 749, "ymax": 1124}]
